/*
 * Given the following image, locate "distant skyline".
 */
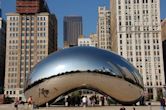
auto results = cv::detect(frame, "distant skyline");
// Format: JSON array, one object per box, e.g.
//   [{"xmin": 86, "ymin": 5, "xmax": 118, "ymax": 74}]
[{"xmin": 1, "ymin": 0, "xmax": 166, "ymax": 48}]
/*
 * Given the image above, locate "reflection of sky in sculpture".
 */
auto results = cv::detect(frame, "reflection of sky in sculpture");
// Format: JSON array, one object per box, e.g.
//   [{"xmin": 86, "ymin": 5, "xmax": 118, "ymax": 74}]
[{"xmin": 28, "ymin": 46, "xmax": 143, "ymax": 87}]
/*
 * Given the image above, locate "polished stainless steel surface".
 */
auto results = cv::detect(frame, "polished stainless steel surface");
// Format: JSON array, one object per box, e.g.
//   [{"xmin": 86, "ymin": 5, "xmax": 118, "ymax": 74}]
[{"xmin": 25, "ymin": 46, "xmax": 144, "ymax": 106}]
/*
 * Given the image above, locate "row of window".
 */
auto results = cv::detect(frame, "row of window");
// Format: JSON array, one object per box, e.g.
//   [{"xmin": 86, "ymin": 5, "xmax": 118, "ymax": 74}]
[
  {"xmin": 8, "ymin": 45, "xmax": 18, "ymax": 49},
  {"xmin": 9, "ymin": 17, "xmax": 19, "ymax": 21},
  {"xmin": 118, "ymin": 0, "xmax": 156, "ymax": 4},
  {"xmin": 119, "ymin": 33, "xmax": 159, "ymax": 38},
  {"xmin": 8, "ymin": 67, "xmax": 17, "ymax": 71},
  {"xmin": 126, "ymin": 49, "xmax": 160, "ymax": 57},
  {"xmin": 9, "ymin": 27, "xmax": 18, "ymax": 31},
  {"xmin": 21, "ymin": 16, "xmax": 46, "ymax": 21},
  {"xmin": 9, "ymin": 32, "xmax": 47, "ymax": 38},
  {"xmin": 9, "ymin": 22, "xmax": 19, "ymax": 26},
  {"xmin": 8, "ymin": 73, "xmax": 17, "ymax": 77},
  {"xmin": 6, "ymin": 90, "xmax": 23, "ymax": 95},
  {"xmin": 9, "ymin": 57, "xmax": 18, "ymax": 60},
  {"xmin": 8, "ymin": 79, "xmax": 17, "ymax": 83}
]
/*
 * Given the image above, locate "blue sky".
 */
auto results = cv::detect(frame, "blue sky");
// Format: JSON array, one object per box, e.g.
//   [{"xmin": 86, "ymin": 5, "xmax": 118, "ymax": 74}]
[{"xmin": 1, "ymin": 0, "xmax": 166, "ymax": 48}]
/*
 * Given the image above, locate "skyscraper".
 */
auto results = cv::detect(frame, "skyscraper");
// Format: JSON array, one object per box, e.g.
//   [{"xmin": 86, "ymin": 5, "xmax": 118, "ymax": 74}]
[
  {"xmin": 64, "ymin": 16, "xmax": 83, "ymax": 48},
  {"xmin": 0, "ymin": 7, "xmax": 2, "ymax": 17},
  {"xmin": 161, "ymin": 19, "xmax": 166, "ymax": 84},
  {"xmin": 163, "ymin": 40, "xmax": 166, "ymax": 84},
  {"xmin": 97, "ymin": 6, "xmax": 111, "ymax": 51},
  {"xmin": 111, "ymin": 0, "xmax": 165, "ymax": 100},
  {"xmin": 0, "ymin": 8, "xmax": 6, "ymax": 94},
  {"xmin": 5, "ymin": 0, "xmax": 57, "ymax": 100}
]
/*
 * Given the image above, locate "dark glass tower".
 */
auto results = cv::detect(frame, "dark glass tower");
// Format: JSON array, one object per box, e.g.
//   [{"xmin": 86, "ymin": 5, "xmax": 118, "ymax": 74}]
[
  {"xmin": 163, "ymin": 40, "xmax": 166, "ymax": 83},
  {"xmin": 63, "ymin": 16, "xmax": 83, "ymax": 47},
  {"xmin": 0, "ymin": 8, "xmax": 1, "ymax": 17},
  {"xmin": 0, "ymin": 8, "xmax": 6, "ymax": 94}
]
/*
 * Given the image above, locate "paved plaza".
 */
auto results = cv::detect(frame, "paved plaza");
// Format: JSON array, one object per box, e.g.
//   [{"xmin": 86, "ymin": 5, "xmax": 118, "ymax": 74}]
[{"xmin": 0, "ymin": 104, "xmax": 163, "ymax": 110}]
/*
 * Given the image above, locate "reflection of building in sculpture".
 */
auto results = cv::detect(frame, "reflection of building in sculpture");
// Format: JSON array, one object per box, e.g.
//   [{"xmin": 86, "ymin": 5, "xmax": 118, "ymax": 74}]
[
  {"xmin": 111, "ymin": 0, "xmax": 165, "ymax": 100},
  {"xmin": 5, "ymin": 0, "xmax": 57, "ymax": 101},
  {"xmin": 25, "ymin": 47, "xmax": 143, "ymax": 106},
  {"xmin": 120, "ymin": 67, "xmax": 136, "ymax": 82}
]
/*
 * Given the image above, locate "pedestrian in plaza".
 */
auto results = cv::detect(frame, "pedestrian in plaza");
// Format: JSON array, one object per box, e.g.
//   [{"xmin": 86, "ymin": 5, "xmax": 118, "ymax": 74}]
[
  {"xmin": 120, "ymin": 106, "xmax": 126, "ymax": 110},
  {"xmin": 160, "ymin": 97, "xmax": 165, "ymax": 110},
  {"xmin": 14, "ymin": 97, "xmax": 19, "ymax": 110},
  {"xmin": 67, "ymin": 95, "xmax": 71, "ymax": 106},
  {"xmin": 65, "ymin": 95, "xmax": 68, "ymax": 106},
  {"xmin": 133, "ymin": 107, "xmax": 136, "ymax": 110},
  {"xmin": 139, "ymin": 96, "xmax": 145, "ymax": 105},
  {"xmin": 82, "ymin": 96, "xmax": 87, "ymax": 107},
  {"xmin": 90, "ymin": 96, "xmax": 96, "ymax": 106},
  {"xmin": 27, "ymin": 96, "xmax": 33, "ymax": 109},
  {"xmin": 28, "ymin": 96, "xmax": 33, "ymax": 105}
]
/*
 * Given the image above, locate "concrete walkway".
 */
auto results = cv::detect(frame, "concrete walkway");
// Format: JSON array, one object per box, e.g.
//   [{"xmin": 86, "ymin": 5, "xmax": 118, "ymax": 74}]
[
  {"xmin": 0, "ymin": 104, "xmax": 163, "ymax": 110},
  {"xmin": 40, "ymin": 106, "xmax": 162, "ymax": 110}
]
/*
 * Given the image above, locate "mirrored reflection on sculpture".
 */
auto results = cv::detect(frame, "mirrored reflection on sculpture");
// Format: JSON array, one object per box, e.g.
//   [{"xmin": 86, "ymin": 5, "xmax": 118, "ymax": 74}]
[{"xmin": 24, "ymin": 46, "xmax": 144, "ymax": 106}]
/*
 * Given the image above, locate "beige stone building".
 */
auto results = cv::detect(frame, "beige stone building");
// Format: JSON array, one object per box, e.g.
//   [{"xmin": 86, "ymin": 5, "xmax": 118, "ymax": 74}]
[
  {"xmin": 110, "ymin": 0, "xmax": 165, "ymax": 100},
  {"xmin": 90, "ymin": 33, "xmax": 98, "ymax": 47},
  {"xmin": 97, "ymin": 6, "xmax": 111, "ymax": 51},
  {"xmin": 5, "ymin": 0, "xmax": 57, "ymax": 100},
  {"xmin": 78, "ymin": 34, "xmax": 98, "ymax": 47}
]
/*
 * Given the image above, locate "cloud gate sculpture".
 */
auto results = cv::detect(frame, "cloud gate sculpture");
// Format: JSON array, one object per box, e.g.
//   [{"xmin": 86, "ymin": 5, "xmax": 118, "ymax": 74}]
[{"xmin": 25, "ymin": 46, "xmax": 144, "ymax": 106}]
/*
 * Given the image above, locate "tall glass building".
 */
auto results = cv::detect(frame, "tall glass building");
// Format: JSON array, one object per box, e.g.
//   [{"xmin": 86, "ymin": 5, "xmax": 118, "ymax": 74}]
[
  {"xmin": 63, "ymin": 16, "xmax": 83, "ymax": 48},
  {"xmin": 0, "ymin": 8, "xmax": 6, "ymax": 94},
  {"xmin": 161, "ymin": 19, "xmax": 166, "ymax": 84}
]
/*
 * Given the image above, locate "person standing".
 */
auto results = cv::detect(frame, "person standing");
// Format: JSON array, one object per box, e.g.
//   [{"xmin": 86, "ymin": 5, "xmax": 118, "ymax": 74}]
[
  {"xmin": 14, "ymin": 98, "xmax": 19, "ymax": 110},
  {"xmin": 120, "ymin": 106, "xmax": 126, "ymax": 110},
  {"xmin": 82, "ymin": 96, "xmax": 87, "ymax": 107},
  {"xmin": 101, "ymin": 96, "xmax": 104, "ymax": 106},
  {"xmin": 91, "ymin": 96, "xmax": 95, "ymax": 106},
  {"xmin": 27, "ymin": 96, "xmax": 33, "ymax": 105},
  {"xmin": 65, "ymin": 95, "xmax": 68, "ymax": 106},
  {"xmin": 27, "ymin": 96, "xmax": 33, "ymax": 109},
  {"xmin": 160, "ymin": 97, "xmax": 165, "ymax": 110}
]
